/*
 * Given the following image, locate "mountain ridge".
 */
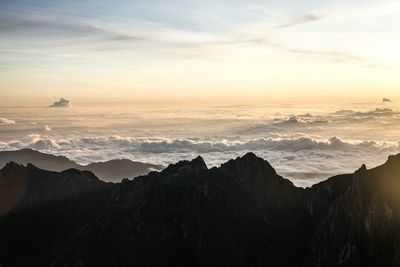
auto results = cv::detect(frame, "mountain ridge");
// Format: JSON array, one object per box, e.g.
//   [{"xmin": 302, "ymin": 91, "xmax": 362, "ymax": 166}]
[
  {"xmin": 0, "ymin": 148, "xmax": 163, "ymax": 182},
  {"xmin": 1, "ymin": 152, "xmax": 400, "ymax": 266}
]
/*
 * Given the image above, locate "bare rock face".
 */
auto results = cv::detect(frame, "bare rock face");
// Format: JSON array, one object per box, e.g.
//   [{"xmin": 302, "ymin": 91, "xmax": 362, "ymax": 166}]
[
  {"xmin": 0, "ymin": 162, "xmax": 28, "ymax": 216},
  {"xmin": 307, "ymin": 154, "xmax": 400, "ymax": 267},
  {"xmin": 0, "ymin": 153, "xmax": 400, "ymax": 267}
]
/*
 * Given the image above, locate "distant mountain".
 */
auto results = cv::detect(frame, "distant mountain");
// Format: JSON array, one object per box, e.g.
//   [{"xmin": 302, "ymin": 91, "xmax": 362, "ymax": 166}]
[
  {"xmin": 1, "ymin": 153, "xmax": 400, "ymax": 266},
  {"xmin": 0, "ymin": 148, "xmax": 163, "ymax": 182}
]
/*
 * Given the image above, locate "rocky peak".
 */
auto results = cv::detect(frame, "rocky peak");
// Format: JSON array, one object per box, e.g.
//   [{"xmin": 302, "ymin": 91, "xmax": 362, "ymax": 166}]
[
  {"xmin": 218, "ymin": 152, "xmax": 281, "ymax": 186},
  {"xmin": 26, "ymin": 163, "xmax": 39, "ymax": 169},
  {"xmin": 61, "ymin": 168, "xmax": 100, "ymax": 182},
  {"xmin": 355, "ymin": 163, "xmax": 368, "ymax": 175},
  {"xmin": 0, "ymin": 162, "xmax": 27, "ymax": 181},
  {"xmin": 386, "ymin": 153, "xmax": 400, "ymax": 166},
  {"xmin": 231, "ymin": 152, "xmax": 275, "ymax": 171},
  {"xmin": 161, "ymin": 156, "xmax": 208, "ymax": 177},
  {"xmin": 2, "ymin": 161, "xmax": 23, "ymax": 170},
  {"xmin": 2, "ymin": 153, "xmax": 400, "ymax": 266},
  {"xmin": 0, "ymin": 162, "xmax": 28, "ymax": 217}
]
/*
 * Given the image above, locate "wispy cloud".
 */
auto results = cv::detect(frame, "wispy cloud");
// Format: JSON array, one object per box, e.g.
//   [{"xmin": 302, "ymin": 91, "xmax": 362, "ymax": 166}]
[
  {"xmin": 0, "ymin": 10, "xmax": 230, "ymax": 56},
  {"xmin": 233, "ymin": 36, "xmax": 364, "ymax": 63},
  {"xmin": 274, "ymin": 14, "xmax": 323, "ymax": 28},
  {"xmin": 0, "ymin": 14, "xmax": 151, "ymax": 45},
  {"xmin": 0, "ymin": 0, "xmax": 398, "ymax": 96},
  {"xmin": 288, "ymin": 48, "xmax": 362, "ymax": 62},
  {"xmin": 0, "ymin": 10, "xmax": 383, "ymax": 68},
  {"xmin": 363, "ymin": 62, "xmax": 397, "ymax": 70}
]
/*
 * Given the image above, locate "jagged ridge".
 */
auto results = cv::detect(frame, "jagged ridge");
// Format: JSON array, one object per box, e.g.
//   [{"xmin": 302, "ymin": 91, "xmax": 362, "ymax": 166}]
[
  {"xmin": 0, "ymin": 153, "xmax": 400, "ymax": 266},
  {"xmin": 0, "ymin": 148, "xmax": 163, "ymax": 182}
]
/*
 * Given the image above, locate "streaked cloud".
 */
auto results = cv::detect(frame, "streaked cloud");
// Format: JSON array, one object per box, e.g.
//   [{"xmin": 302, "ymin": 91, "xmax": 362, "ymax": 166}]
[
  {"xmin": 0, "ymin": 0, "xmax": 399, "ymax": 103},
  {"xmin": 0, "ymin": 13, "xmax": 153, "ymax": 47},
  {"xmin": 287, "ymin": 48, "xmax": 362, "ymax": 62},
  {"xmin": 274, "ymin": 14, "xmax": 323, "ymax": 28}
]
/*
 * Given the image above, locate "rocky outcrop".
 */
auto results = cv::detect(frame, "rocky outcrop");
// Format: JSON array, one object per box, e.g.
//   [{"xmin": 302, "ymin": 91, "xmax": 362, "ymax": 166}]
[
  {"xmin": 307, "ymin": 155, "xmax": 400, "ymax": 267},
  {"xmin": 0, "ymin": 153, "xmax": 400, "ymax": 266}
]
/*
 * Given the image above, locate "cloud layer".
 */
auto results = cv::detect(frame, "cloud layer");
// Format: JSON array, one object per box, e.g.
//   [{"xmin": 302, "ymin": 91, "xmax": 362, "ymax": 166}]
[
  {"xmin": 1, "ymin": 105, "xmax": 400, "ymax": 188},
  {"xmin": 1, "ymin": 134, "xmax": 398, "ymax": 188}
]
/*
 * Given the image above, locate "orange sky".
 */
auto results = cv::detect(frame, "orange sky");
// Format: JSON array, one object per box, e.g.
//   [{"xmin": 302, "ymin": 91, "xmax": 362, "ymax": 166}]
[{"xmin": 0, "ymin": 0, "xmax": 399, "ymax": 106}]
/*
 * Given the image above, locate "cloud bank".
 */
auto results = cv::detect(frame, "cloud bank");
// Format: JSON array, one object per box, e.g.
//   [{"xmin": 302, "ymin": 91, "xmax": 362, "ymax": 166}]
[
  {"xmin": 241, "ymin": 107, "xmax": 400, "ymax": 135},
  {"xmin": 1, "ymin": 134, "xmax": 398, "ymax": 188},
  {"xmin": 1, "ymin": 106, "xmax": 399, "ymax": 188}
]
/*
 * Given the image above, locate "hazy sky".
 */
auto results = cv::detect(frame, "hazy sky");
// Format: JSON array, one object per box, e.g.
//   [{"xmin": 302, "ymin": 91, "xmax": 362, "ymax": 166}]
[{"xmin": 1, "ymin": 0, "xmax": 399, "ymax": 105}]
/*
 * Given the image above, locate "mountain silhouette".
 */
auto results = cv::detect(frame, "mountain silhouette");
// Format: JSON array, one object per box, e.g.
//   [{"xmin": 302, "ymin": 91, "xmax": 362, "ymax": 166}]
[
  {"xmin": 0, "ymin": 148, "xmax": 163, "ymax": 182},
  {"xmin": 1, "ymin": 152, "xmax": 400, "ymax": 266}
]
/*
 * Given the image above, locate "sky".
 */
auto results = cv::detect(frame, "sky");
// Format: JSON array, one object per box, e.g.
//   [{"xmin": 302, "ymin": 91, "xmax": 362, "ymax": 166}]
[{"xmin": 0, "ymin": 0, "xmax": 400, "ymax": 105}]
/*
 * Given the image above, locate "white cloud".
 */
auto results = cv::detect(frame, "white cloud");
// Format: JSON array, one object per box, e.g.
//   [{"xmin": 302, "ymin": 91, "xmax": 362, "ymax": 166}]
[
  {"xmin": 0, "ymin": 118, "xmax": 15, "ymax": 124},
  {"xmin": 1, "ymin": 134, "xmax": 398, "ymax": 188},
  {"xmin": 1, "ymin": 105, "xmax": 400, "ymax": 188},
  {"xmin": 242, "ymin": 107, "xmax": 400, "ymax": 135},
  {"xmin": 49, "ymin": 98, "xmax": 72, "ymax": 108}
]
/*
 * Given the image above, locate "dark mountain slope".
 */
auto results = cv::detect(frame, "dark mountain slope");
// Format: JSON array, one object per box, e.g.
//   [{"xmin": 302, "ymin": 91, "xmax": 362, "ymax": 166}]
[
  {"xmin": 0, "ymin": 162, "xmax": 111, "ymax": 265},
  {"xmin": 0, "ymin": 153, "xmax": 399, "ymax": 266},
  {"xmin": 0, "ymin": 148, "xmax": 163, "ymax": 182},
  {"xmin": 0, "ymin": 149, "xmax": 79, "ymax": 170},
  {"xmin": 307, "ymin": 155, "xmax": 400, "ymax": 267}
]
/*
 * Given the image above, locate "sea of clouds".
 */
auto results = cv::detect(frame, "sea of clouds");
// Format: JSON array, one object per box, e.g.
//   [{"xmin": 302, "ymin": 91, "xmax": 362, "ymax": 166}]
[
  {"xmin": 0, "ymin": 104, "xmax": 399, "ymax": 187},
  {"xmin": 0, "ymin": 134, "xmax": 398, "ymax": 187}
]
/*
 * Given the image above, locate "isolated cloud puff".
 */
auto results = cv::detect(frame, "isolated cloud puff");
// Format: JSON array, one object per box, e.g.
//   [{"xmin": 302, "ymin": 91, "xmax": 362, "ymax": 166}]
[
  {"xmin": 0, "ymin": 118, "xmax": 15, "ymax": 124},
  {"xmin": 49, "ymin": 98, "xmax": 72, "ymax": 108},
  {"xmin": 383, "ymin": 98, "xmax": 392, "ymax": 103}
]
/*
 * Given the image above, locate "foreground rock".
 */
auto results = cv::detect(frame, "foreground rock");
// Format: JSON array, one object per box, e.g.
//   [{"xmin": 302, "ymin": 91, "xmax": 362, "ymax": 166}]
[{"xmin": 0, "ymin": 153, "xmax": 399, "ymax": 266}]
